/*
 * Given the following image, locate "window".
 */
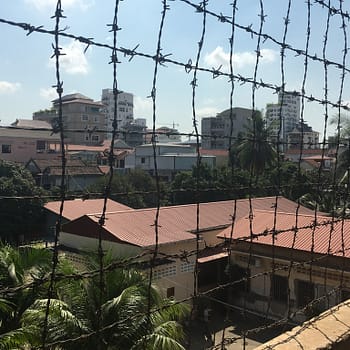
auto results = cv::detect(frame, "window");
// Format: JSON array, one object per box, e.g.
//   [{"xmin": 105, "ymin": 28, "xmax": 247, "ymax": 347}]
[
  {"xmin": 91, "ymin": 135, "xmax": 99, "ymax": 142},
  {"xmin": 119, "ymin": 107, "xmax": 125, "ymax": 112},
  {"xmin": 2, "ymin": 144, "xmax": 11, "ymax": 153},
  {"xmin": 118, "ymin": 159, "xmax": 125, "ymax": 168},
  {"xmin": 180, "ymin": 261, "xmax": 195, "ymax": 273},
  {"xmin": 141, "ymin": 157, "xmax": 146, "ymax": 164},
  {"xmin": 153, "ymin": 264, "xmax": 177, "ymax": 280},
  {"xmin": 272, "ymin": 275, "xmax": 288, "ymax": 303},
  {"xmin": 297, "ymin": 280, "xmax": 315, "ymax": 307},
  {"xmin": 36, "ymin": 140, "xmax": 46, "ymax": 151},
  {"xmin": 167, "ymin": 287, "xmax": 175, "ymax": 298},
  {"xmin": 81, "ymin": 115, "xmax": 89, "ymax": 121}
]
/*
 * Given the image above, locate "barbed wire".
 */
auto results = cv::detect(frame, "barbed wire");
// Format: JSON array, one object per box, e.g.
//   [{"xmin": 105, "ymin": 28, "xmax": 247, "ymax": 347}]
[
  {"xmin": 1, "ymin": 0, "xmax": 350, "ymax": 349},
  {"xmin": 1, "ymin": 17, "xmax": 350, "ymax": 111}
]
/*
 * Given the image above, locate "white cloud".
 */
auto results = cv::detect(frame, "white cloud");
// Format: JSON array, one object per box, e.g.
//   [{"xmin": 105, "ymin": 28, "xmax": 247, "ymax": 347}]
[
  {"xmin": 196, "ymin": 106, "xmax": 220, "ymax": 118},
  {"xmin": 25, "ymin": 0, "xmax": 94, "ymax": 12},
  {"xmin": 134, "ymin": 96, "xmax": 152, "ymax": 116},
  {"xmin": 0, "ymin": 81, "xmax": 21, "ymax": 94},
  {"xmin": 204, "ymin": 46, "xmax": 278, "ymax": 71},
  {"xmin": 40, "ymin": 87, "xmax": 57, "ymax": 100},
  {"xmin": 49, "ymin": 40, "xmax": 89, "ymax": 75}
]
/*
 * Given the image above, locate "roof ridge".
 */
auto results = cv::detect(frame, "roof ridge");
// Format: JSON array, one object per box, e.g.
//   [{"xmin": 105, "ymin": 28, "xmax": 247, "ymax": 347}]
[{"xmin": 252, "ymin": 209, "xmax": 329, "ymax": 218}]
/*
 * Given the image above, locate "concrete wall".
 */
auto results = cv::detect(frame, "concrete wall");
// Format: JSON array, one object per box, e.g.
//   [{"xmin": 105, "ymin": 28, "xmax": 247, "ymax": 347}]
[
  {"xmin": 231, "ymin": 249, "xmax": 350, "ymax": 323},
  {"xmin": 256, "ymin": 299, "xmax": 350, "ymax": 350},
  {"xmin": 60, "ymin": 230, "xmax": 197, "ymax": 302},
  {"xmin": 60, "ymin": 231, "xmax": 142, "ymax": 257},
  {"xmin": 0, "ymin": 136, "xmax": 60, "ymax": 164}
]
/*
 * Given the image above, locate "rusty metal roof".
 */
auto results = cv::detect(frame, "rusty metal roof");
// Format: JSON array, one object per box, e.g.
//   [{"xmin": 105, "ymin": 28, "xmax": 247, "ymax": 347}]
[
  {"xmin": 45, "ymin": 198, "xmax": 133, "ymax": 221},
  {"xmin": 61, "ymin": 197, "xmax": 319, "ymax": 248},
  {"xmin": 218, "ymin": 210, "xmax": 350, "ymax": 258}
]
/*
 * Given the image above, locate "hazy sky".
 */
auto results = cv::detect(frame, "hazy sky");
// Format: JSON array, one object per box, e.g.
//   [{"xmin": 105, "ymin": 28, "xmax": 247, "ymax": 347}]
[{"xmin": 0, "ymin": 0, "xmax": 349, "ymax": 136}]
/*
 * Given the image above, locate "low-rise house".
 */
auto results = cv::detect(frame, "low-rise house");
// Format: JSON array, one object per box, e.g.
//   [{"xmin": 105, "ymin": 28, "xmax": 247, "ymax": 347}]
[
  {"xmin": 0, "ymin": 127, "xmax": 61, "ymax": 164},
  {"xmin": 25, "ymin": 158, "xmax": 104, "ymax": 191},
  {"xmin": 217, "ymin": 210, "xmax": 350, "ymax": 322},
  {"xmin": 284, "ymin": 148, "xmax": 330, "ymax": 162},
  {"xmin": 300, "ymin": 155, "xmax": 333, "ymax": 171},
  {"xmin": 200, "ymin": 148, "xmax": 229, "ymax": 167},
  {"xmin": 65, "ymin": 139, "xmax": 133, "ymax": 168},
  {"xmin": 125, "ymin": 143, "xmax": 216, "ymax": 181},
  {"xmin": 284, "ymin": 149, "xmax": 334, "ymax": 171},
  {"xmin": 59, "ymin": 196, "xmax": 316, "ymax": 301}
]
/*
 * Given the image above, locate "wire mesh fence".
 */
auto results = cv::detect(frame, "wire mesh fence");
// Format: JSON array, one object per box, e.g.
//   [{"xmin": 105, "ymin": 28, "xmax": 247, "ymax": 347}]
[{"xmin": 1, "ymin": 0, "xmax": 350, "ymax": 349}]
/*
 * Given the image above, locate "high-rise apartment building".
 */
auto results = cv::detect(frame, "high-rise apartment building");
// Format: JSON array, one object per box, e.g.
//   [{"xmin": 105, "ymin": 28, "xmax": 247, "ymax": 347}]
[
  {"xmin": 265, "ymin": 90, "xmax": 300, "ymax": 148},
  {"xmin": 201, "ymin": 107, "xmax": 253, "ymax": 149},
  {"xmin": 101, "ymin": 89, "xmax": 134, "ymax": 139}
]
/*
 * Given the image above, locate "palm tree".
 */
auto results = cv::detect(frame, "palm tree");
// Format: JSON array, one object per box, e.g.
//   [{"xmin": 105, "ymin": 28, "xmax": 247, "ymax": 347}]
[
  {"xmin": 237, "ymin": 111, "xmax": 276, "ymax": 176},
  {"xmin": 0, "ymin": 244, "xmax": 52, "ymax": 335},
  {"xmin": 0, "ymin": 248, "xmax": 190, "ymax": 350}
]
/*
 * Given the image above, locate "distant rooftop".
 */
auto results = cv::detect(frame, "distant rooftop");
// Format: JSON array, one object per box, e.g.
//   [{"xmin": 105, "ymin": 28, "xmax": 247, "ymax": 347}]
[
  {"xmin": 11, "ymin": 119, "xmax": 52, "ymax": 130},
  {"xmin": 52, "ymin": 93, "xmax": 104, "ymax": 106},
  {"xmin": 0, "ymin": 127, "xmax": 60, "ymax": 140}
]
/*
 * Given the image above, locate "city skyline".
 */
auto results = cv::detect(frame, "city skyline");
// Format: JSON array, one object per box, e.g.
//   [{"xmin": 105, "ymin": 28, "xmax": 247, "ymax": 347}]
[{"xmin": 0, "ymin": 0, "xmax": 349, "ymax": 137}]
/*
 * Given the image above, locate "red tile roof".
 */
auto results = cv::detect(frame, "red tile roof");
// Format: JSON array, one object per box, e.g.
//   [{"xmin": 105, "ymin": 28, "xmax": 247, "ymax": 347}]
[
  {"xmin": 61, "ymin": 197, "xmax": 318, "ymax": 248},
  {"xmin": 200, "ymin": 149, "xmax": 229, "ymax": 157},
  {"xmin": 285, "ymin": 149, "xmax": 328, "ymax": 155},
  {"xmin": 45, "ymin": 198, "xmax": 133, "ymax": 221},
  {"xmin": 218, "ymin": 210, "xmax": 350, "ymax": 258},
  {"xmin": 302, "ymin": 156, "xmax": 333, "ymax": 160}
]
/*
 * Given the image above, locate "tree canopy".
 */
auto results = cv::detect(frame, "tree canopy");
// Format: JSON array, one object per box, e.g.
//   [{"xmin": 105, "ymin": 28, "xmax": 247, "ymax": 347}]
[
  {"xmin": 0, "ymin": 160, "xmax": 46, "ymax": 244},
  {"xmin": 0, "ymin": 245, "xmax": 190, "ymax": 349},
  {"xmin": 88, "ymin": 169, "xmax": 167, "ymax": 208},
  {"xmin": 235, "ymin": 111, "xmax": 276, "ymax": 175}
]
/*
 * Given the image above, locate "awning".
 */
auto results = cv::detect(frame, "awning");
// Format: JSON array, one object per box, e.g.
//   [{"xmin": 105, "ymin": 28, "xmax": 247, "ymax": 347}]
[{"xmin": 197, "ymin": 252, "xmax": 228, "ymax": 264}]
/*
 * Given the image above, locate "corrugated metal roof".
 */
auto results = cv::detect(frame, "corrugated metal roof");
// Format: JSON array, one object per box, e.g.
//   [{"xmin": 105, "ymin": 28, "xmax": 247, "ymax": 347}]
[
  {"xmin": 28, "ymin": 158, "xmax": 103, "ymax": 175},
  {"xmin": 62, "ymin": 197, "xmax": 319, "ymax": 248},
  {"xmin": 86, "ymin": 211, "xmax": 196, "ymax": 247},
  {"xmin": 48, "ymin": 166, "xmax": 103, "ymax": 176},
  {"xmin": 45, "ymin": 198, "xmax": 133, "ymax": 221},
  {"xmin": 218, "ymin": 210, "xmax": 350, "ymax": 257}
]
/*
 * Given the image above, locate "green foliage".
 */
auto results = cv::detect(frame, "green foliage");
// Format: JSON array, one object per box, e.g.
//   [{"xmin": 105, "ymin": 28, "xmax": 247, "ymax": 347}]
[
  {"xmin": 170, "ymin": 163, "xmax": 252, "ymax": 205},
  {"xmin": 0, "ymin": 245, "xmax": 189, "ymax": 350},
  {"xmin": 0, "ymin": 160, "xmax": 46, "ymax": 244},
  {"xmin": 89, "ymin": 169, "xmax": 165, "ymax": 208},
  {"xmin": 236, "ymin": 111, "xmax": 276, "ymax": 175},
  {"xmin": 0, "ymin": 244, "xmax": 53, "ymax": 336}
]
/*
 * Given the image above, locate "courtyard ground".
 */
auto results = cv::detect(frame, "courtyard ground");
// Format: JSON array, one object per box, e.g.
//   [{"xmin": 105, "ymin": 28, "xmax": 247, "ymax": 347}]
[{"xmin": 188, "ymin": 308, "xmax": 290, "ymax": 350}]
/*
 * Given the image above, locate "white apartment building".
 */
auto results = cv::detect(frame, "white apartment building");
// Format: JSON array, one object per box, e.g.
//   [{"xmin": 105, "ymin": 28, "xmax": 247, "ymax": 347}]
[
  {"xmin": 287, "ymin": 122, "xmax": 319, "ymax": 150},
  {"xmin": 101, "ymin": 89, "xmax": 134, "ymax": 139},
  {"xmin": 265, "ymin": 91, "xmax": 301, "ymax": 149},
  {"xmin": 125, "ymin": 143, "xmax": 215, "ymax": 181}
]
